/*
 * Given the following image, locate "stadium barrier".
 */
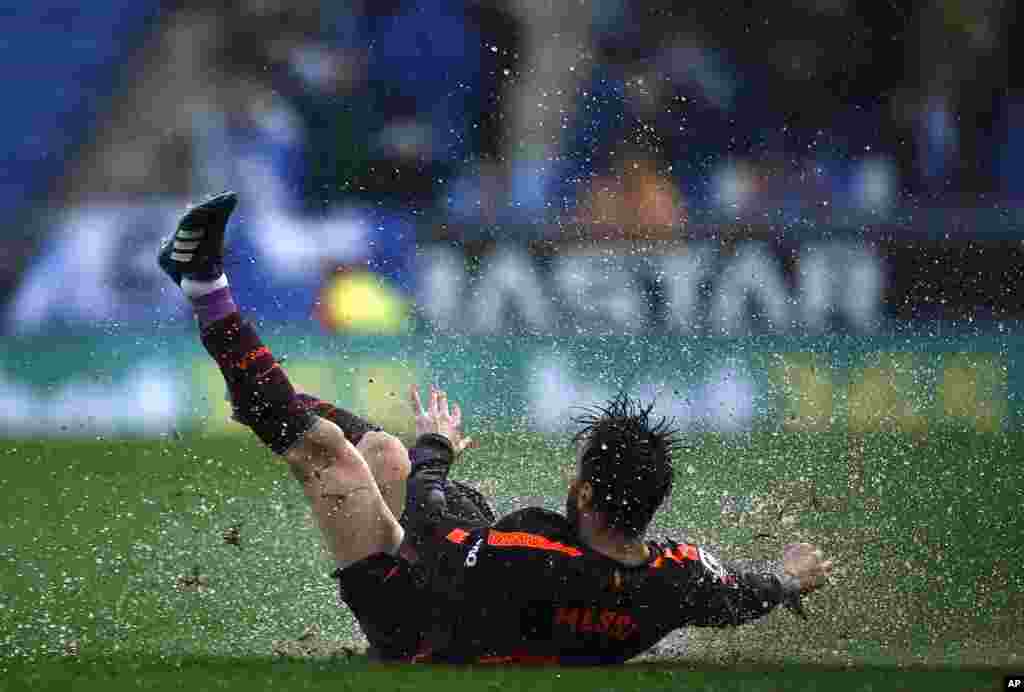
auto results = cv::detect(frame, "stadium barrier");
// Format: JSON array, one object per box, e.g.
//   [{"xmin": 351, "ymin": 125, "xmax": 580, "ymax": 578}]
[
  {"xmin": 3, "ymin": 208, "xmax": 1022, "ymax": 437},
  {"xmin": 0, "ymin": 333, "xmax": 1017, "ymax": 438}
]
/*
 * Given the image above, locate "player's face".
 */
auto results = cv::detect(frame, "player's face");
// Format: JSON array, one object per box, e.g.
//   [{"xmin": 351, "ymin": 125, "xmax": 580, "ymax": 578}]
[
  {"xmin": 566, "ymin": 450, "xmax": 600, "ymax": 533},
  {"xmin": 565, "ymin": 478, "xmax": 580, "ymax": 530},
  {"xmin": 569, "ymin": 433, "xmax": 614, "ymax": 533},
  {"xmin": 574, "ymin": 434, "xmax": 588, "ymax": 466},
  {"xmin": 566, "ymin": 438, "xmax": 587, "ymax": 528}
]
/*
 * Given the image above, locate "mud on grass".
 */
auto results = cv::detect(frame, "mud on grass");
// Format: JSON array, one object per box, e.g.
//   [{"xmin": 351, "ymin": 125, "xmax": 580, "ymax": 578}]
[{"xmin": 0, "ymin": 430, "xmax": 1021, "ymax": 669}]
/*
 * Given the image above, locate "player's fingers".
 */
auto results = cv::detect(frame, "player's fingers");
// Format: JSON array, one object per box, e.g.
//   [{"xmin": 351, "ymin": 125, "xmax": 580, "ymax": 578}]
[
  {"xmin": 429, "ymin": 384, "xmax": 439, "ymax": 416},
  {"xmin": 457, "ymin": 437, "xmax": 474, "ymax": 453},
  {"xmin": 439, "ymin": 389, "xmax": 449, "ymax": 418},
  {"xmin": 452, "ymin": 402, "xmax": 462, "ymax": 427},
  {"xmin": 410, "ymin": 384, "xmax": 424, "ymax": 415}
]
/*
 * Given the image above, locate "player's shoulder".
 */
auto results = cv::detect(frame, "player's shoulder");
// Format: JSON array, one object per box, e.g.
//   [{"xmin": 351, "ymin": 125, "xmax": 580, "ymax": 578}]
[{"xmin": 492, "ymin": 507, "xmax": 572, "ymax": 538}]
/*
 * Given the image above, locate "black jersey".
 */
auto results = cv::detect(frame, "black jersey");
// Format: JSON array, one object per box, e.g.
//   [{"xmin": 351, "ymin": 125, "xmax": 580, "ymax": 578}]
[
  {"xmin": 345, "ymin": 433, "xmax": 801, "ymax": 665},
  {"xmin": 406, "ymin": 506, "xmax": 799, "ymax": 665}
]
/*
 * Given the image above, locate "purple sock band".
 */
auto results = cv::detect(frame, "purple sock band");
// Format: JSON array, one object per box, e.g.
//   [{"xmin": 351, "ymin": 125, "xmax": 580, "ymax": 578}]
[{"xmin": 192, "ymin": 287, "xmax": 238, "ymax": 328}]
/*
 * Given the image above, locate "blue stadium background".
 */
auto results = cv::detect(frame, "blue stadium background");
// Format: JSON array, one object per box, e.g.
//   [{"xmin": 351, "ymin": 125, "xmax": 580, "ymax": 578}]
[{"xmin": 1, "ymin": 1, "xmax": 1021, "ymax": 436}]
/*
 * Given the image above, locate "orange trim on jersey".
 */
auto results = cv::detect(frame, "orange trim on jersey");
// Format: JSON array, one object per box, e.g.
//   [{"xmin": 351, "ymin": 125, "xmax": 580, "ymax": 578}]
[
  {"xmin": 486, "ymin": 530, "xmax": 583, "ymax": 557},
  {"xmin": 651, "ymin": 543, "xmax": 699, "ymax": 569},
  {"xmin": 674, "ymin": 543, "xmax": 700, "ymax": 562},
  {"xmin": 446, "ymin": 527, "xmax": 469, "ymax": 544},
  {"xmin": 237, "ymin": 346, "xmax": 271, "ymax": 370}
]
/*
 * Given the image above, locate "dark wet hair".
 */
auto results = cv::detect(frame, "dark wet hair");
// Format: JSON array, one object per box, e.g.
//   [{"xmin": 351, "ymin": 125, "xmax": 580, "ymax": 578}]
[{"xmin": 572, "ymin": 394, "xmax": 680, "ymax": 539}]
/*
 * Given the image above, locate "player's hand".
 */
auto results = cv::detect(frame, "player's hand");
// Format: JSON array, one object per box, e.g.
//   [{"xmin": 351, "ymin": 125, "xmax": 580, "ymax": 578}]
[
  {"xmin": 782, "ymin": 543, "xmax": 834, "ymax": 594},
  {"xmin": 410, "ymin": 384, "xmax": 474, "ymax": 453}
]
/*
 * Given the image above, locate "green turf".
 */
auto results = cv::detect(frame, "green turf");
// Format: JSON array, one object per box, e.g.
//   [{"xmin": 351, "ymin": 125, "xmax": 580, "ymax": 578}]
[
  {"xmin": 0, "ymin": 657, "xmax": 1010, "ymax": 692},
  {"xmin": 1, "ymin": 430, "xmax": 1021, "ymax": 687}
]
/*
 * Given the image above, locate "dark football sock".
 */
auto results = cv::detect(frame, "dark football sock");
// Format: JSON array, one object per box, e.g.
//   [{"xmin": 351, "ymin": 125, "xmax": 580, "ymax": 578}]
[
  {"xmin": 294, "ymin": 393, "xmax": 381, "ymax": 446},
  {"xmin": 200, "ymin": 312, "xmax": 315, "ymax": 454}
]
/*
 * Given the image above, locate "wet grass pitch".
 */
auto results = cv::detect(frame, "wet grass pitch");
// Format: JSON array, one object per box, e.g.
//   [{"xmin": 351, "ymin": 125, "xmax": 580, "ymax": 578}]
[{"xmin": 1, "ymin": 430, "xmax": 1020, "ymax": 690}]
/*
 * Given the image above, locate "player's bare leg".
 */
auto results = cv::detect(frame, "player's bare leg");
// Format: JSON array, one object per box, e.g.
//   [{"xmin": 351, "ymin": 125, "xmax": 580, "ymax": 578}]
[
  {"xmin": 158, "ymin": 192, "xmax": 403, "ymax": 567},
  {"xmin": 283, "ymin": 420, "xmax": 404, "ymax": 567},
  {"xmin": 293, "ymin": 395, "xmax": 411, "ymax": 520},
  {"xmin": 355, "ymin": 431, "xmax": 410, "ymax": 519}
]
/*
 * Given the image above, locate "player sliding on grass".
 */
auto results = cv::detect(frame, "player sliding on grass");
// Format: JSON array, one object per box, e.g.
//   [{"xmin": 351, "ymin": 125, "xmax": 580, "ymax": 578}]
[{"xmin": 159, "ymin": 191, "xmax": 833, "ymax": 665}]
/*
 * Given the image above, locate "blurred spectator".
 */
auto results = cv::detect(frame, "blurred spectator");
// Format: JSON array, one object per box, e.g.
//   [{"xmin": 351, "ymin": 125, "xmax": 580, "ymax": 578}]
[
  {"xmin": 499, "ymin": 0, "xmax": 599, "ymax": 214},
  {"xmin": 902, "ymin": 0, "xmax": 1012, "ymax": 199},
  {"xmin": 3, "ymin": 0, "xmax": 1022, "ymax": 334},
  {"xmin": 0, "ymin": 2, "xmax": 162, "ymax": 298},
  {"xmin": 999, "ymin": 101, "xmax": 1024, "ymax": 202},
  {"xmin": 573, "ymin": 153, "xmax": 684, "ymax": 238}
]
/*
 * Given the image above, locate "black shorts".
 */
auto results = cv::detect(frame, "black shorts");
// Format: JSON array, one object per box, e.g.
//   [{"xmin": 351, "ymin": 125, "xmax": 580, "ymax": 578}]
[{"xmin": 333, "ymin": 552, "xmax": 426, "ymax": 661}]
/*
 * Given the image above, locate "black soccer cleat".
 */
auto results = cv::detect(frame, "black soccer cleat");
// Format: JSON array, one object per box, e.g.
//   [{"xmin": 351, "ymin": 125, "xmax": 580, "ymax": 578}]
[{"xmin": 158, "ymin": 191, "xmax": 238, "ymax": 285}]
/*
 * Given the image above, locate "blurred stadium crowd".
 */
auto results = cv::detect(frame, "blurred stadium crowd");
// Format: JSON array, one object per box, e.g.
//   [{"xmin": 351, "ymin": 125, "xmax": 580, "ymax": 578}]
[
  {"xmin": 1, "ymin": 1, "xmax": 1019, "ymax": 437},
  {"xmin": 1, "ymin": 0, "xmax": 1021, "ymax": 333}
]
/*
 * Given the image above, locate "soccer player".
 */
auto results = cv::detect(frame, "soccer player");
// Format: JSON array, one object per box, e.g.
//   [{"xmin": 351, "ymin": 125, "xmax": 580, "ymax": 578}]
[
  {"xmin": 402, "ymin": 391, "xmax": 833, "ymax": 664},
  {"xmin": 160, "ymin": 192, "xmax": 833, "ymax": 665}
]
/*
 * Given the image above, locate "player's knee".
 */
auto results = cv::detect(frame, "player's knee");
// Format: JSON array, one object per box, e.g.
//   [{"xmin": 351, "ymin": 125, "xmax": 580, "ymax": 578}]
[
  {"xmin": 357, "ymin": 431, "xmax": 410, "ymax": 485},
  {"xmin": 283, "ymin": 417, "xmax": 355, "ymax": 479}
]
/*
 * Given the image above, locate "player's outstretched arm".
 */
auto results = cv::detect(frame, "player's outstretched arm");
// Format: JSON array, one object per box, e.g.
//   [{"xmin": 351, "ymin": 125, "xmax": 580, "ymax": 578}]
[
  {"xmin": 668, "ymin": 541, "xmax": 833, "ymax": 627},
  {"xmin": 401, "ymin": 385, "xmax": 484, "ymax": 541},
  {"xmin": 782, "ymin": 542, "xmax": 834, "ymax": 595},
  {"xmin": 410, "ymin": 384, "xmax": 473, "ymax": 452}
]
